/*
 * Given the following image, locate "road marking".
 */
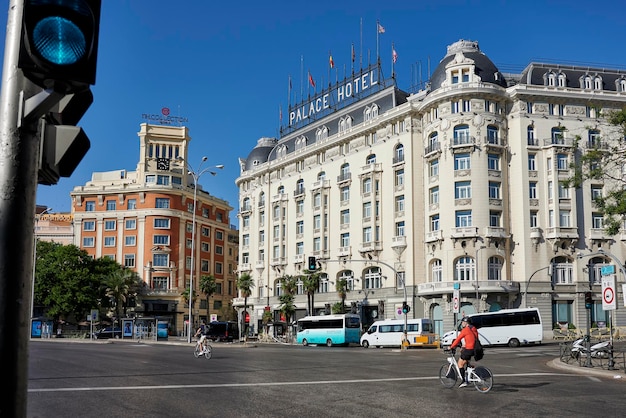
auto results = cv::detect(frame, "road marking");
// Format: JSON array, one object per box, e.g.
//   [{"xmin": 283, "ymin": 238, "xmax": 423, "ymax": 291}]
[{"xmin": 28, "ymin": 372, "xmax": 574, "ymax": 393}]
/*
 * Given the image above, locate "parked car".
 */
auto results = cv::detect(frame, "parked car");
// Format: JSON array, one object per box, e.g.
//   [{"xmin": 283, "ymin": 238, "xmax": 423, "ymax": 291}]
[
  {"xmin": 93, "ymin": 327, "xmax": 122, "ymax": 339},
  {"xmin": 206, "ymin": 321, "xmax": 238, "ymax": 342}
]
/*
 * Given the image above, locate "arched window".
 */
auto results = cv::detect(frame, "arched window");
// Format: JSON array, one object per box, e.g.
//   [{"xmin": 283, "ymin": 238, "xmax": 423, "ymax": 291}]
[
  {"xmin": 546, "ymin": 71, "xmax": 556, "ymax": 87},
  {"xmin": 394, "ymin": 144, "xmax": 404, "ymax": 163},
  {"xmin": 487, "ymin": 256, "xmax": 502, "ymax": 280},
  {"xmin": 428, "ymin": 132, "xmax": 439, "ymax": 153},
  {"xmin": 276, "ymin": 144, "xmax": 288, "ymax": 158},
  {"xmin": 277, "ymin": 185, "xmax": 285, "ymax": 195},
  {"xmin": 594, "ymin": 76, "xmax": 603, "ymax": 90},
  {"xmin": 431, "ymin": 259, "xmax": 443, "ymax": 282},
  {"xmin": 588, "ymin": 129, "xmax": 601, "ymax": 148},
  {"xmin": 258, "ymin": 192, "xmax": 265, "ymax": 207},
  {"xmin": 552, "ymin": 256, "xmax": 573, "ymax": 285},
  {"xmin": 557, "ymin": 72, "xmax": 567, "ymax": 87},
  {"xmin": 317, "ymin": 171, "xmax": 326, "ymax": 181},
  {"xmin": 363, "ymin": 267, "xmax": 382, "ymax": 289},
  {"xmin": 366, "ymin": 154, "xmax": 376, "ymax": 165},
  {"xmin": 455, "ymin": 256, "xmax": 475, "ymax": 281},
  {"xmin": 527, "ymin": 125, "xmax": 536, "ymax": 145},
  {"xmin": 295, "ymin": 136, "xmax": 307, "ymax": 150},
  {"xmin": 242, "ymin": 197, "xmax": 251, "ymax": 211},
  {"xmin": 339, "ymin": 270, "xmax": 355, "ymax": 291},
  {"xmin": 453, "ymin": 124, "xmax": 470, "ymax": 145},
  {"xmin": 318, "ymin": 273, "xmax": 330, "ymax": 293}
]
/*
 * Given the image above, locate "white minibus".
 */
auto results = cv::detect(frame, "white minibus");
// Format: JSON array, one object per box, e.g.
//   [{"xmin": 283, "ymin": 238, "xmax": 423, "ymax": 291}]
[
  {"xmin": 360, "ymin": 318, "xmax": 438, "ymax": 348},
  {"xmin": 441, "ymin": 307, "xmax": 543, "ymax": 348}
]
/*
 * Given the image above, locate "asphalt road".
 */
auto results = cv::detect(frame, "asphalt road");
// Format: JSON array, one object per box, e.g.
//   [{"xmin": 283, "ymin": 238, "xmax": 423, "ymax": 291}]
[{"xmin": 27, "ymin": 340, "xmax": 626, "ymax": 418}]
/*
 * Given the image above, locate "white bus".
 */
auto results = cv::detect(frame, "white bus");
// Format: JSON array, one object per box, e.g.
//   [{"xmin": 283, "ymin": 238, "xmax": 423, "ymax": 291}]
[
  {"xmin": 360, "ymin": 318, "xmax": 439, "ymax": 348},
  {"xmin": 441, "ymin": 307, "xmax": 542, "ymax": 348}
]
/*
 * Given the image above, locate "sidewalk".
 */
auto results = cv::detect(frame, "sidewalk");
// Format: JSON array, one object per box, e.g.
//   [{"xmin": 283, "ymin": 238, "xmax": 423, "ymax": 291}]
[{"xmin": 548, "ymin": 358, "xmax": 626, "ymax": 381}]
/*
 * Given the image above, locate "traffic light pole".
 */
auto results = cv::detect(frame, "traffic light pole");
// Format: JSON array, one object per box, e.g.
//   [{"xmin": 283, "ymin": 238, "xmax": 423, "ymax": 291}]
[{"xmin": 0, "ymin": 1, "xmax": 39, "ymax": 416}]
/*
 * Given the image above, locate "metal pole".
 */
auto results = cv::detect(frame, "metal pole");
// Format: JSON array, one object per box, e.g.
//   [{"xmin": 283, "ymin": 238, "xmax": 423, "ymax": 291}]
[{"xmin": 0, "ymin": 1, "xmax": 39, "ymax": 415}]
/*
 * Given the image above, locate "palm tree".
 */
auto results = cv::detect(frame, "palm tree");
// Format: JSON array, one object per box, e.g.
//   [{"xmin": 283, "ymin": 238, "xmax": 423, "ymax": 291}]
[
  {"xmin": 236, "ymin": 272, "xmax": 254, "ymax": 340},
  {"xmin": 199, "ymin": 274, "xmax": 218, "ymax": 321},
  {"xmin": 335, "ymin": 278, "xmax": 349, "ymax": 314},
  {"xmin": 103, "ymin": 267, "xmax": 142, "ymax": 322},
  {"xmin": 279, "ymin": 275, "xmax": 298, "ymax": 340},
  {"xmin": 303, "ymin": 269, "xmax": 321, "ymax": 316}
]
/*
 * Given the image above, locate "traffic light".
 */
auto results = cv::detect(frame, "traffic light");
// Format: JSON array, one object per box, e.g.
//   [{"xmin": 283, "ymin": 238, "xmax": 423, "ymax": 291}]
[
  {"xmin": 402, "ymin": 302, "xmax": 410, "ymax": 314},
  {"xmin": 19, "ymin": 0, "xmax": 101, "ymax": 93},
  {"xmin": 584, "ymin": 292, "xmax": 593, "ymax": 309},
  {"xmin": 17, "ymin": 0, "xmax": 101, "ymax": 185},
  {"xmin": 308, "ymin": 256, "xmax": 317, "ymax": 270}
]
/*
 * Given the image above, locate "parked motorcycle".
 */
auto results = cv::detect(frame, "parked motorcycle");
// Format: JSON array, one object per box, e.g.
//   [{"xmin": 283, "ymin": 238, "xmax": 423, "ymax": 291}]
[{"xmin": 570, "ymin": 336, "xmax": 610, "ymax": 359}]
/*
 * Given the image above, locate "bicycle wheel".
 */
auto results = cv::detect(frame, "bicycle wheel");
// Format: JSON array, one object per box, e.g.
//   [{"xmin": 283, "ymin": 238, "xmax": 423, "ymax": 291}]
[
  {"xmin": 439, "ymin": 363, "xmax": 458, "ymax": 388},
  {"xmin": 193, "ymin": 345, "xmax": 201, "ymax": 358},
  {"xmin": 204, "ymin": 345, "xmax": 213, "ymax": 360},
  {"xmin": 473, "ymin": 366, "xmax": 493, "ymax": 393}
]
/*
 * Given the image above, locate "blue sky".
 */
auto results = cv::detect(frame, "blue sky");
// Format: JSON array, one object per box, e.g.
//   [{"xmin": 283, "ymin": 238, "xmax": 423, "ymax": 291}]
[{"xmin": 2, "ymin": 0, "xmax": 625, "ymax": 220}]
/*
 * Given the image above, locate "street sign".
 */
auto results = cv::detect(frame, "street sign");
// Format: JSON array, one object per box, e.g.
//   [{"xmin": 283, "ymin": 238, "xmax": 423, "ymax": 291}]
[
  {"xmin": 453, "ymin": 289, "xmax": 460, "ymax": 313},
  {"xmin": 602, "ymin": 275, "xmax": 616, "ymax": 311}
]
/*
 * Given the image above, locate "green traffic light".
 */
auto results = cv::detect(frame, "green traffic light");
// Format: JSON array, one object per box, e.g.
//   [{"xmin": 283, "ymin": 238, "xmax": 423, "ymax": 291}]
[{"xmin": 33, "ymin": 16, "xmax": 86, "ymax": 65}]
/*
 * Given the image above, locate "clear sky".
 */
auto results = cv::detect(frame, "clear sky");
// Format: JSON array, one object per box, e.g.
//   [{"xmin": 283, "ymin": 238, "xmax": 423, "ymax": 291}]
[{"xmin": 1, "ymin": 0, "xmax": 625, "ymax": 220}]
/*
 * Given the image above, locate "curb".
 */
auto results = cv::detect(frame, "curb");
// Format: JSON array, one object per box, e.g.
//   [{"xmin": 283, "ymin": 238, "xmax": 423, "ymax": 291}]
[{"xmin": 547, "ymin": 358, "xmax": 626, "ymax": 381}]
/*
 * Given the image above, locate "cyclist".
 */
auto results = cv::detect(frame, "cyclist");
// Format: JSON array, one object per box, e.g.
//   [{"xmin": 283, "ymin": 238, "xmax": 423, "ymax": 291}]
[
  {"xmin": 194, "ymin": 321, "xmax": 208, "ymax": 351},
  {"xmin": 449, "ymin": 316, "xmax": 479, "ymax": 388}
]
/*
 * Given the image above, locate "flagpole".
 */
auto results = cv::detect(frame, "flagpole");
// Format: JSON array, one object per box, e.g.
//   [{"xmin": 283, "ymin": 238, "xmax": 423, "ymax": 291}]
[
  {"xmin": 328, "ymin": 50, "xmax": 332, "ymax": 88},
  {"xmin": 300, "ymin": 55, "xmax": 304, "ymax": 103},
  {"xmin": 359, "ymin": 18, "xmax": 363, "ymax": 70},
  {"xmin": 376, "ymin": 19, "xmax": 379, "ymax": 65},
  {"xmin": 391, "ymin": 42, "xmax": 395, "ymax": 79}
]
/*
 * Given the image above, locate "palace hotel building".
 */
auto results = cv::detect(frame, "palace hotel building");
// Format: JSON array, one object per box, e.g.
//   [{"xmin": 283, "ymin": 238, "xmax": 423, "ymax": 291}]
[
  {"xmin": 235, "ymin": 39, "xmax": 626, "ymax": 338},
  {"xmin": 70, "ymin": 123, "xmax": 238, "ymax": 336}
]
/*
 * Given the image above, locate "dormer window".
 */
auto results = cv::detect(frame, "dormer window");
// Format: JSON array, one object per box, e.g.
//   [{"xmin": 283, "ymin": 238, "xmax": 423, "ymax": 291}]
[
  {"xmin": 558, "ymin": 72, "xmax": 566, "ymax": 87},
  {"xmin": 594, "ymin": 76, "xmax": 603, "ymax": 90}
]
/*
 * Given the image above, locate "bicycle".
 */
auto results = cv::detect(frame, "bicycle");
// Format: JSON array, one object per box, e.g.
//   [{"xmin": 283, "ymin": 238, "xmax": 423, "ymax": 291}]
[
  {"xmin": 439, "ymin": 349, "xmax": 493, "ymax": 393},
  {"xmin": 193, "ymin": 340, "xmax": 213, "ymax": 359}
]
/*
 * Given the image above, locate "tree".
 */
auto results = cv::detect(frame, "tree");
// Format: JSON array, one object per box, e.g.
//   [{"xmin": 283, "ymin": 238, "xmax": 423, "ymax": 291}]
[
  {"xmin": 101, "ymin": 267, "xmax": 142, "ymax": 321},
  {"xmin": 34, "ymin": 241, "xmax": 100, "ymax": 327},
  {"xmin": 564, "ymin": 108, "xmax": 626, "ymax": 235},
  {"xmin": 278, "ymin": 275, "xmax": 298, "ymax": 339},
  {"xmin": 335, "ymin": 278, "xmax": 349, "ymax": 314},
  {"xmin": 302, "ymin": 268, "xmax": 321, "ymax": 316},
  {"xmin": 236, "ymin": 272, "xmax": 254, "ymax": 340},
  {"xmin": 199, "ymin": 274, "xmax": 218, "ymax": 321}
]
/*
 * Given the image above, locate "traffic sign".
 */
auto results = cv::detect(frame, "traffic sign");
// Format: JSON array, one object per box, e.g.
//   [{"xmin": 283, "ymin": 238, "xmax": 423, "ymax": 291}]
[
  {"xmin": 602, "ymin": 275, "xmax": 616, "ymax": 311},
  {"xmin": 453, "ymin": 289, "xmax": 460, "ymax": 313}
]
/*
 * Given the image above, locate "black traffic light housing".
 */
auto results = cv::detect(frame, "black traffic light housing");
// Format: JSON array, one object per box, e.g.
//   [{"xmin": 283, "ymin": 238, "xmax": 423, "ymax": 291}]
[
  {"xmin": 308, "ymin": 256, "xmax": 317, "ymax": 271},
  {"xmin": 402, "ymin": 302, "xmax": 410, "ymax": 314},
  {"xmin": 19, "ymin": 0, "xmax": 101, "ymax": 93},
  {"xmin": 584, "ymin": 291, "xmax": 593, "ymax": 309}
]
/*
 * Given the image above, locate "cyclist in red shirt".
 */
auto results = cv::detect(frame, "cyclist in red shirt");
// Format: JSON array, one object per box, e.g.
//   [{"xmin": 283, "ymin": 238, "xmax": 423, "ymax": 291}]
[{"xmin": 450, "ymin": 316, "xmax": 479, "ymax": 388}]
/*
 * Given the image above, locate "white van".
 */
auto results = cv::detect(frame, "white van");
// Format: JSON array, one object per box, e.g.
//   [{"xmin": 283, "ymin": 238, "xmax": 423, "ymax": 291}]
[{"xmin": 360, "ymin": 318, "xmax": 439, "ymax": 348}]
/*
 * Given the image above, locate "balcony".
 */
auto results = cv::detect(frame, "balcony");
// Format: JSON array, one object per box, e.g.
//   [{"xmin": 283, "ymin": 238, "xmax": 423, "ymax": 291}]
[
  {"xmin": 311, "ymin": 179, "xmax": 330, "ymax": 191},
  {"xmin": 417, "ymin": 280, "xmax": 520, "ymax": 297},
  {"xmin": 450, "ymin": 227, "xmax": 478, "ymax": 239},
  {"xmin": 293, "ymin": 187, "xmax": 305, "ymax": 198},
  {"xmin": 391, "ymin": 235, "xmax": 407, "ymax": 250},
  {"xmin": 337, "ymin": 246, "xmax": 352, "ymax": 257},
  {"xmin": 545, "ymin": 227, "xmax": 578, "ymax": 240},
  {"xmin": 337, "ymin": 172, "xmax": 352, "ymax": 184},
  {"xmin": 543, "ymin": 137, "xmax": 573, "ymax": 147},
  {"xmin": 425, "ymin": 142, "xmax": 441, "ymax": 156},
  {"xmin": 484, "ymin": 227, "xmax": 508, "ymax": 239},
  {"xmin": 361, "ymin": 163, "xmax": 382, "ymax": 175},
  {"xmin": 293, "ymin": 254, "xmax": 305, "ymax": 263},
  {"xmin": 451, "ymin": 136, "xmax": 475, "ymax": 147},
  {"xmin": 238, "ymin": 263, "xmax": 251, "ymax": 272},
  {"xmin": 589, "ymin": 228, "xmax": 608, "ymax": 241},
  {"xmin": 425, "ymin": 230, "xmax": 443, "ymax": 243}
]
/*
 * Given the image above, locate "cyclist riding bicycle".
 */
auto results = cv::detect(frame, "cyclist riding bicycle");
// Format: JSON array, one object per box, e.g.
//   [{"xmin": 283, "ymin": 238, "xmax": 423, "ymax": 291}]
[
  {"xmin": 194, "ymin": 321, "xmax": 208, "ymax": 350},
  {"xmin": 449, "ymin": 316, "xmax": 479, "ymax": 388}
]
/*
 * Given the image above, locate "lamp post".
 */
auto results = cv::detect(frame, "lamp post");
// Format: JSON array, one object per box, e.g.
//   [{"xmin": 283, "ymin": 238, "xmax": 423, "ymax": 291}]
[
  {"xmin": 31, "ymin": 207, "xmax": 52, "ymax": 320},
  {"xmin": 474, "ymin": 246, "xmax": 486, "ymax": 311},
  {"xmin": 182, "ymin": 157, "xmax": 223, "ymax": 343}
]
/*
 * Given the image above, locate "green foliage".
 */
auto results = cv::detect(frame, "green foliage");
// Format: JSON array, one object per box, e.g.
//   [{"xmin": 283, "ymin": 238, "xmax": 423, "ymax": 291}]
[
  {"xmin": 335, "ymin": 278, "xmax": 349, "ymax": 313},
  {"xmin": 331, "ymin": 302, "xmax": 344, "ymax": 314},
  {"xmin": 278, "ymin": 275, "xmax": 298, "ymax": 323},
  {"xmin": 236, "ymin": 273, "xmax": 254, "ymax": 299},
  {"xmin": 565, "ymin": 107, "xmax": 626, "ymax": 235},
  {"xmin": 199, "ymin": 274, "xmax": 218, "ymax": 318}
]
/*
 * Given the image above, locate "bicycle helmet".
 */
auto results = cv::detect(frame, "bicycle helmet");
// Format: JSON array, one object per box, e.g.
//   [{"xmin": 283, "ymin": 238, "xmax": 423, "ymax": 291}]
[{"xmin": 461, "ymin": 316, "xmax": 471, "ymax": 324}]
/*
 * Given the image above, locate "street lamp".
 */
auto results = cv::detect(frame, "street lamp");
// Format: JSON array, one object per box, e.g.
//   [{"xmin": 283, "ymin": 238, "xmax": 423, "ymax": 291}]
[
  {"xmin": 31, "ymin": 207, "xmax": 52, "ymax": 319},
  {"xmin": 474, "ymin": 246, "xmax": 486, "ymax": 311},
  {"xmin": 182, "ymin": 156, "xmax": 223, "ymax": 343}
]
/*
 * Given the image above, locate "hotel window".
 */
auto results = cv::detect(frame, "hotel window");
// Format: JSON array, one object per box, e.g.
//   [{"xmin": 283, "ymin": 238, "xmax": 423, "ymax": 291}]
[
  {"xmin": 340, "ymin": 233, "xmax": 350, "ymax": 247},
  {"xmin": 242, "ymin": 216, "xmax": 250, "ymax": 229},
  {"xmin": 127, "ymin": 199, "xmax": 136, "ymax": 209},
  {"xmin": 557, "ymin": 154, "xmax": 568, "ymax": 170},
  {"xmin": 432, "ymin": 259, "xmax": 443, "ymax": 282},
  {"xmin": 395, "ymin": 221, "xmax": 405, "ymax": 237},
  {"xmin": 84, "ymin": 221, "xmax": 95, "ymax": 231},
  {"xmin": 394, "ymin": 169, "xmax": 404, "ymax": 187},
  {"xmin": 125, "ymin": 236, "xmax": 136, "ymax": 246},
  {"xmin": 528, "ymin": 154, "xmax": 536, "ymax": 171},
  {"xmin": 488, "ymin": 257, "xmax": 502, "ymax": 281},
  {"xmin": 340, "ymin": 186, "xmax": 350, "ymax": 203},
  {"xmin": 85, "ymin": 201, "xmax": 95, "ymax": 211},
  {"xmin": 202, "ymin": 207, "xmax": 209, "ymax": 218},
  {"xmin": 591, "ymin": 185, "xmax": 602, "ymax": 200},
  {"xmin": 454, "ymin": 153, "xmax": 470, "ymax": 170},
  {"xmin": 106, "ymin": 200, "xmax": 116, "ymax": 211},
  {"xmin": 526, "ymin": 102, "xmax": 533, "ymax": 114},
  {"xmin": 215, "ymin": 246, "xmax": 223, "ymax": 255},
  {"xmin": 488, "ymin": 154, "xmax": 500, "ymax": 171},
  {"xmin": 124, "ymin": 254, "xmax": 135, "ymax": 268},
  {"xmin": 313, "ymin": 215, "xmax": 321, "ymax": 230},
  {"xmin": 455, "ymin": 210, "xmax": 472, "ymax": 227},
  {"xmin": 340, "ymin": 209, "xmax": 350, "ymax": 226},
  {"xmin": 296, "ymin": 242, "xmax": 304, "ymax": 255},
  {"xmin": 83, "ymin": 237, "xmax": 94, "ymax": 247},
  {"xmin": 530, "ymin": 211, "xmax": 538, "ymax": 228},
  {"xmin": 455, "ymin": 181, "xmax": 471, "ymax": 199},
  {"xmin": 558, "ymin": 73, "xmax": 566, "ymax": 87},
  {"xmin": 428, "ymin": 132, "xmax": 439, "ymax": 153},
  {"xmin": 296, "ymin": 200, "xmax": 304, "ymax": 215},
  {"xmin": 313, "ymin": 193, "xmax": 322, "ymax": 208},
  {"xmin": 489, "ymin": 211, "xmax": 501, "ymax": 227},
  {"xmin": 201, "ymin": 242, "xmax": 209, "ymax": 252},
  {"xmin": 394, "ymin": 144, "xmax": 404, "ymax": 163},
  {"xmin": 559, "ymin": 210, "xmax": 571, "ymax": 227},
  {"xmin": 488, "ymin": 182, "xmax": 501, "ymax": 199},
  {"xmin": 455, "ymin": 256, "xmax": 474, "ymax": 281},
  {"xmin": 201, "ymin": 226, "xmax": 210, "ymax": 237},
  {"xmin": 429, "ymin": 159, "xmax": 439, "ymax": 177},
  {"xmin": 363, "ymin": 226, "xmax": 372, "ymax": 243},
  {"xmin": 529, "ymin": 182, "xmax": 537, "ymax": 199},
  {"xmin": 155, "ymin": 198, "xmax": 170, "ymax": 208},
  {"xmin": 104, "ymin": 220, "xmax": 116, "ymax": 231},
  {"xmin": 363, "ymin": 202, "xmax": 372, "ymax": 219},
  {"xmin": 395, "ymin": 195, "xmax": 404, "ymax": 213},
  {"xmin": 201, "ymin": 260, "xmax": 209, "ymax": 273},
  {"xmin": 154, "ymin": 218, "xmax": 170, "ymax": 229},
  {"xmin": 430, "ymin": 214, "xmax": 440, "ymax": 231},
  {"xmin": 558, "ymin": 183, "xmax": 570, "ymax": 199},
  {"xmin": 273, "ymin": 204, "xmax": 280, "ymax": 220},
  {"xmin": 454, "ymin": 125, "xmax": 470, "ymax": 144},
  {"xmin": 592, "ymin": 213, "xmax": 604, "ymax": 229},
  {"xmin": 527, "ymin": 125, "xmax": 536, "ymax": 145},
  {"xmin": 313, "ymin": 237, "xmax": 321, "ymax": 252},
  {"xmin": 125, "ymin": 219, "xmax": 136, "ymax": 229},
  {"xmin": 362, "ymin": 178, "xmax": 372, "ymax": 194},
  {"xmin": 296, "ymin": 220, "xmax": 304, "ymax": 235},
  {"xmin": 429, "ymin": 186, "xmax": 439, "ymax": 205},
  {"xmin": 104, "ymin": 236, "xmax": 115, "ymax": 247},
  {"xmin": 242, "ymin": 234, "xmax": 249, "ymax": 247},
  {"xmin": 487, "ymin": 125, "xmax": 498, "ymax": 144}
]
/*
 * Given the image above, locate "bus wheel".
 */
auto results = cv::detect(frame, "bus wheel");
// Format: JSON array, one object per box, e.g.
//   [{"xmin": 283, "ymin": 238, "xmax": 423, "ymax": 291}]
[
  {"xmin": 508, "ymin": 338, "xmax": 520, "ymax": 348},
  {"xmin": 362, "ymin": 340, "xmax": 369, "ymax": 348},
  {"xmin": 302, "ymin": 339, "xmax": 308, "ymax": 346},
  {"xmin": 326, "ymin": 339, "xmax": 333, "ymax": 347}
]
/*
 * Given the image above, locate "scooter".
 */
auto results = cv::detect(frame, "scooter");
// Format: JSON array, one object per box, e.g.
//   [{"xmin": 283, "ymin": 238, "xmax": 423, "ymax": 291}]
[{"xmin": 570, "ymin": 336, "xmax": 610, "ymax": 359}]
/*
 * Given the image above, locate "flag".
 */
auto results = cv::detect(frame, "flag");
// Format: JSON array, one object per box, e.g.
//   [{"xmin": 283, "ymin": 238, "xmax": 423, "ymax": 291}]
[
  {"xmin": 392, "ymin": 48, "xmax": 398, "ymax": 64},
  {"xmin": 377, "ymin": 22, "xmax": 385, "ymax": 34},
  {"xmin": 329, "ymin": 53, "xmax": 335, "ymax": 69},
  {"xmin": 308, "ymin": 71, "xmax": 315, "ymax": 88}
]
